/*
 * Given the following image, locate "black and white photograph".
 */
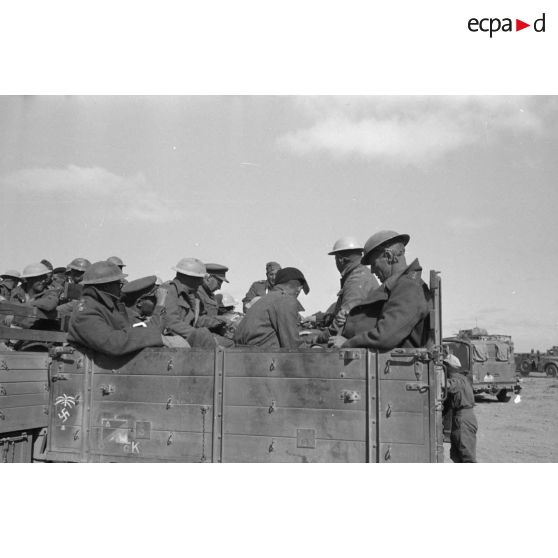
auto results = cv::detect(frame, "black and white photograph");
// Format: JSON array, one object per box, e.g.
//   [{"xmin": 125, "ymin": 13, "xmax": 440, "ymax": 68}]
[
  {"xmin": 2, "ymin": 94, "xmax": 557, "ymax": 464},
  {"xmin": 2, "ymin": 1, "xmax": 557, "ymax": 556}
]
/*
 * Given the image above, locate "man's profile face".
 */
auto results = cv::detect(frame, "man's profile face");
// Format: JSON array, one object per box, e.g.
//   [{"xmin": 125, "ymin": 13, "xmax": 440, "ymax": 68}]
[
  {"xmin": 266, "ymin": 269, "xmax": 278, "ymax": 286},
  {"xmin": 69, "ymin": 269, "xmax": 85, "ymax": 284},
  {"xmin": 368, "ymin": 250, "xmax": 390, "ymax": 282},
  {"xmin": 206, "ymin": 275, "xmax": 223, "ymax": 293},
  {"xmin": 28, "ymin": 275, "xmax": 47, "ymax": 294}
]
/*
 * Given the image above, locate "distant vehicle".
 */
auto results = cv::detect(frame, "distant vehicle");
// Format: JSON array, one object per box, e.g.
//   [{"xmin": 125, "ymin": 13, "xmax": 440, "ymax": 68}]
[
  {"xmin": 443, "ymin": 328, "xmax": 521, "ymax": 402},
  {"xmin": 515, "ymin": 347, "xmax": 558, "ymax": 377}
]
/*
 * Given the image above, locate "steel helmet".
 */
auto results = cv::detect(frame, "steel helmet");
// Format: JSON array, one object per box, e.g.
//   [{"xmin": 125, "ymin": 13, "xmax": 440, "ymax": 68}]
[
  {"xmin": 328, "ymin": 236, "xmax": 363, "ymax": 255},
  {"xmin": 67, "ymin": 257, "xmax": 92, "ymax": 272},
  {"xmin": 361, "ymin": 230, "xmax": 410, "ymax": 265},
  {"xmin": 172, "ymin": 258, "xmax": 206, "ymax": 278},
  {"xmin": 107, "ymin": 256, "xmax": 125, "ymax": 267},
  {"xmin": 81, "ymin": 261, "xmax": 128, "ymax": 285},
  {"xmin": 443, "ymin": 354, "xmax": 461, "ymax": 369},
  {"xmin": 1, "ymin": 269, "xmax": 21, "ymax": 279},
  {"xmin": 220, "ymin": 293, "xmax": 237, "ymax": 308},
  {"xmin": 20, "ymin": 262, "xmax": 51, "ymax": 278}
]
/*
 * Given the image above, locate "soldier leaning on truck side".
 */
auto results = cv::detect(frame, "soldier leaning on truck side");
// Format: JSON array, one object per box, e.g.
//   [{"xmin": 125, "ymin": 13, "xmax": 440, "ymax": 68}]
[
  {"xmin": 242, "ymin": 261, "xmax": 281, "ymax": 313},
  {"xmin": 329, "ymin": 230, "xmax": 431, "ymax": 352},
  {"xmin": 67, "ymin": 261, "xmax": 166, "ymax": 356},
  {"xmin": 305, "ymin": 236, "xmax": 379, "ymax": 345},
  {"xmin": 234, "ymin": 267, "xmax": 310, "ymax": 349},
  {"xmin": 444, "ymin": 354, "xmax": 478, "ymax": 463}
]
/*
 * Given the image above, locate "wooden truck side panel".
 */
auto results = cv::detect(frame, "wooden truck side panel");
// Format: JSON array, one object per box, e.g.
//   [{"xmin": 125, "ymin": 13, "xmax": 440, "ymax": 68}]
[{"xmin": 46, "ymin": 346, "xmax": 442, "ymax": 463}]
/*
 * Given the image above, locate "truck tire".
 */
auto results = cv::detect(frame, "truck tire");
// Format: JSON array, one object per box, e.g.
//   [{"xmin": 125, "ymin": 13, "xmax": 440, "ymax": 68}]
[
  {"xmin": 520, "ymin": 359, "xmax": 532, "ymax": 376},
  {"xmin": 545, "ymin": 363, "xmax": 558, "ymax": 377},
  {"xmin": 497, "ymin": 389, "xmax": 512, "ymax": 402}
]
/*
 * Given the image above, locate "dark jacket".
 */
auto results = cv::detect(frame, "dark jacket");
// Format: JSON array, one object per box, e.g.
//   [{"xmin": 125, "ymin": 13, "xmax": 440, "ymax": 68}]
[
  {"xmin": 242, "ymin": 280, "xmax": 271, "ymax": 313},
  {"xmin": 67, "ymin": 286, "xmax": 163, "ymax": 356},
  {"xmin": 342, "ymin": 259, "xmax": 430, "ymax": 351},
  {"xmin": 234, "ymin": 285, "xmax": 303, "ymax": 349},
  {"xmin": 161, "ymin": 279, "xmax": 216, "ymax": 349},
  {"xmin": 1, "ymin": 282, "xmax": 26, "ymax": 303},
  {"xmin": 162, "ymin": 279, "xmax": 199, "ymax": 338},
  {"xmin": 328, "ymin": 262, "xmax": 379, "ymax": 335},
  {"xmin": 196, "ymin": 285, "xmax": 225, "ymax": 330},
  {"xmin": 446, "ymin": 372, "xmax": 475, "ymax": 411}
]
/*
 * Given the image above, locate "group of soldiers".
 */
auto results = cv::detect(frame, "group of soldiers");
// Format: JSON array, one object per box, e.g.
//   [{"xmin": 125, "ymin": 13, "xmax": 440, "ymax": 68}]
[{"xmin": 0, "ymin": 229, "xmax": 477, "ymax": 462}]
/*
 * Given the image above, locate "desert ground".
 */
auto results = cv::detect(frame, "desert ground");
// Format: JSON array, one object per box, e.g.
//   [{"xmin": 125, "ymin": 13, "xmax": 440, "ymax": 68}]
[{"xmin": 443, "ymin": 373, "xmax": 558, "ymax": 463}]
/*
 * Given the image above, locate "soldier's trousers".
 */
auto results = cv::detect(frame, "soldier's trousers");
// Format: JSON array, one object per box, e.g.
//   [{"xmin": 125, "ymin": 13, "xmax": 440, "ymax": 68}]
[{"xmin": 450, "ymin": 408, "xmax": 478, "ymax": 463}]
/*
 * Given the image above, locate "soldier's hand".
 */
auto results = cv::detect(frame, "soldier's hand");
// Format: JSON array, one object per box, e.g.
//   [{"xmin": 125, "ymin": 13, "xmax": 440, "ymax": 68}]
[
  {"xmin": 328, "ymin": 335, "xmax": 347, "ymax": 348},
  {"xmin": 161, "ymin": 335, "xmax": 190, "ymax": 348}
]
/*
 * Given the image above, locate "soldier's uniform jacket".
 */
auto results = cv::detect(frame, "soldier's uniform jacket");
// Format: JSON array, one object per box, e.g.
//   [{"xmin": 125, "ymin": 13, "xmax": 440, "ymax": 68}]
[
  {"xmin": 196, "ymin": 285, "xmax": 225, "ymax": 330},
  {"xmin": 446, "ymin": 372, "xmax": 477, "ymax": 463},
  {"xmin": 124, "ymin": 304, "xmax": 164, "ymax": 329},
  {"xmin": 163, "ymin": 279, "xmax": 213, "ymax": 338},
  {"xmin": 342, "ymin": 259, "xmax": 430, "ymax": 351},
  {"xmin": 1, "ymin": 283, "xmax": 26, "ymax": 303},
  {"xmin": 234, "ymin": 285, "xmax": 304, "ymax": 349},
  {"xmin": 67, "ymin": 286, "xmax": 163, "ymax": 356},
  {"xmin": 328, "ymin": 262, "xmax": 379, "ymax": 336},
  {"xmin": 197, "ymin": 285, "xmax": 219, "ymax": 317},
  {"xmin": 242, "ymin": 280, "xmax": 271, "ymax": 313},
  {"xmin": 13, "ymin": 288, "xmax": 60, "ymax": 319}
]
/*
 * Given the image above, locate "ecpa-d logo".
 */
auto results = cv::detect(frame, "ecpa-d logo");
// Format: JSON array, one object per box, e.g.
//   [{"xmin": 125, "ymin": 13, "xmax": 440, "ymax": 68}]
[{"xmin": 468, "ymin": 12, "xmax": 546, "ymax": 37}]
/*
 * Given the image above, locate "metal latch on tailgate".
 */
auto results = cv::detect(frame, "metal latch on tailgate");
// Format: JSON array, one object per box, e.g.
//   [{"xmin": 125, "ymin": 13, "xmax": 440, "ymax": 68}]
[
  {"xmin": 338, "ymin": 350, "xmax": 361, "ymax": 360},
  {"xmin": 405, "ymin": 382, "xmax": 429, "ymax": 393}
]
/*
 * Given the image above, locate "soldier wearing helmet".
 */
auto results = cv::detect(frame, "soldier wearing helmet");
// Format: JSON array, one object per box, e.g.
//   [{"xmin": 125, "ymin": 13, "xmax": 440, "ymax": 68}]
[
  {"xmin": 234, "ymin": 267, "xmax": 310, "ymax": 349},
  {"xmin": 107, "ymin": 256, "xmax": 125, "ymax": 270},
  {"xmin": 307, "ymin": 236, "xmax": 379, "ymax": 345},
  {"xmin": 443, "ymin": 353, "xmax": 478, "ymax": 463},
  {"xmin": 0, "ymin": 270, "xmax": 25, "ymax": 303},
  {"xmin": 66, "ymin": 257, "xmax": 91, "ymax": 285},
  {"xmin": 331, "ymin": 230, "xmax": 431, "ymax": 351},
  {"xmin": 11, "ymin": 263, "xmax": 61, "ymax": 328},
  {"xmin": 67, "ymin": 261, "xmax": 166, "ymax": 356},
  {"xmin": 56, "ymin": 258, "xmax": 92, "ymax": 320},
  {"xmin": 107, "ymin": 257, "xmax": 128, "ymax": 284},
  {"xmin": 242, "ymin": 261, "xmax": 281, "ymax": 313},
  {"xmin": 160, "ymin": 258, "xmax": 225, "ymax": 349}
]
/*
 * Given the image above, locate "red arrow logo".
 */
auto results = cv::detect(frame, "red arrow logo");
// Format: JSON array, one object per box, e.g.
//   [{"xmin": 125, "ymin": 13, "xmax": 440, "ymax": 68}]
[{"xmin": 516, "ymin": 19, "xmax": 530, "ymax": 31}]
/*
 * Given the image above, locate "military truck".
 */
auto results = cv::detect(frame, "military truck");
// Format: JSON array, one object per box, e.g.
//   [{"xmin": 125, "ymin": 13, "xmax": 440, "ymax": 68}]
[
  {"xmin": 443, "ymin": 328, "xmax": 520, "ymax": 402},
  {"xmin": 516, "ymin": 347, "xmax": 558, "ymax": 377},
  {"xmin": 1, "ymin": 271, "xmax": 446, "ymax": 463}
]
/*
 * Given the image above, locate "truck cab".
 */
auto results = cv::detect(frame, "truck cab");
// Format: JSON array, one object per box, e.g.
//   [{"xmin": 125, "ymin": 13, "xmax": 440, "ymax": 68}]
[{"xmin": 443, "ymin": 328, "xmax": 521, "ymax": 402}]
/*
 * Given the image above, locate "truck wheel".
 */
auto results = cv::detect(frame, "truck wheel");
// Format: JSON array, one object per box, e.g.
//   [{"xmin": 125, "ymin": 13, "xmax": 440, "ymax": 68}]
[
  {"xmin": 545, "ymin": 363, "xmax": 558, "ymax": 377},
  {"xmin": 496, "ymin": 389, "xmax": 512, "ymax": 402},
  {"xmin": 520, "ymin": 359, "xmax": 532, "ymax": 376}
]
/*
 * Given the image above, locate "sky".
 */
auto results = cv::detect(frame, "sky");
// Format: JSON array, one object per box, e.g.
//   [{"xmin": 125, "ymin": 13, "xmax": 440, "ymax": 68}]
[{"xmin": 1, "ymin": 95, "xmax": 557, "ymax": 351}]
